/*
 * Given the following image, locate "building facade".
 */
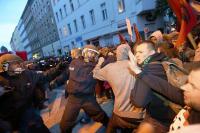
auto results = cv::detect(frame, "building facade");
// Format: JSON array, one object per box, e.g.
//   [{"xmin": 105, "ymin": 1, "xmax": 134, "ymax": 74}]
[
  {"xmin": 51, "ymin": 0, "xmax": 164, "ymax": 52},
  {"xmin": 10, "ymin": 19, "xmax": 28, "ymax": 52},
  {"xmin": 10, "ymin": 25, "xmax": 21, "ymax": 51},
  {"xmin": 19, "ymin": 0, "xmax": 60, "ymax": 59},
  {"xmin": 21, "ymin": 0, "xmax": 39, "ymax": 59},
  {"xmin": 18, "ymin": 19, "xmax": 31, "ymax": 59},
  {"xmin": 31, "ymin": 0, "xmax": 61, "ymax": 57},
  {"xmin": 12, "ymin": 0, "xmax": 164, "ymax": 59}
]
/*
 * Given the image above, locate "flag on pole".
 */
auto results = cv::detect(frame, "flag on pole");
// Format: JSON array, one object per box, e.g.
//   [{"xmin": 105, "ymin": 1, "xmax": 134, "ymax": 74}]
[
  {"xmin": 167, "ymin": 0, "xmax": 197, "ymax": 48},
  {"xmin": 133, "ymin": 23, "xmax": 142, "ymax": 43},
  {"xmin": 118, "ymin": 33, "xmax": 127, "ymax": 44}
]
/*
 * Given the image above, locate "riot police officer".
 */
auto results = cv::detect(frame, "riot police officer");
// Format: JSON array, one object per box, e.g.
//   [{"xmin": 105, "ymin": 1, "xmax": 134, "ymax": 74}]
[
  {"xmin": 0, "ymin": 54, "xmax": 63, "ymax": 133},
  {"xmin": 60, "ymin": 45, "xmax": 109, "ymax": 133}
]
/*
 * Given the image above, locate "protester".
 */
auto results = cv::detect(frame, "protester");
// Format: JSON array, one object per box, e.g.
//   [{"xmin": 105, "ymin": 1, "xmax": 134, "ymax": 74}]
[
  {"xmin": 181, "ymin": 67, "xmax": 200, "ymax": 112},
  {"xmin": 96, "ymin": 47, "xmax": 115, "ymax": 100},
  {"xmin": 93, "ymin": 44, "xmax": 145, "ymax": 133},
  {"xmin": 149, "ymin": 30, "xmax": 163, "ymax": 46},
  {"xmin": 128, "ymin": 41, "xmax": 184, "ymax": 132}
]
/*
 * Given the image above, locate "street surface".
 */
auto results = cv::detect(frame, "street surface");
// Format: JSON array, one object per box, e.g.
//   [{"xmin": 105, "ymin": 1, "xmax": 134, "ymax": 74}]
[{"xmin": 41, "ymin": 86, "xmax": 113, "ymax": 133}]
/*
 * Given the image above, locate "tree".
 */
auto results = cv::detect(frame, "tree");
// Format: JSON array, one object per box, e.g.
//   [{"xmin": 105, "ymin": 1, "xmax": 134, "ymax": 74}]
[
  {"xmin": 155, "ymin": 0, "xmax": 176, "ymax": 20},
  {"xmin": 155, "ymin": 0, "xmax": 170, "ymax": 16}
]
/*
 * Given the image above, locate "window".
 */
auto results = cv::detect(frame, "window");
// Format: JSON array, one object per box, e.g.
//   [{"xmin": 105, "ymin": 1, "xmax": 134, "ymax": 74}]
[
  {"xmin": 101, "ymin": 3, "xmax": 108, "ymax": 20},
  {"xmin": 67, "ymin": 24, "xmax": 72, "ymax": 35},
  {"xmin": 53, "ymin": 0, "xmax": 56, "ymax": 5},
  {"xmin": 51, "ymin": 17, "xmax": 54, "ymax": 24},
  {"xmin": 77, "ymin": 0, "xmax": 80, "ymax": 7},
  {"xmin": 81, "ymin": 15, "xmax": 86, "ymax": 29},
  {"xmin": 59, "ymin": 8, "xmax": 63, "ymax": 19},
  {"xmin": 59, "ymin": 28, "xmax": 62, "ymax": 37},
  {"xmin": 71, "ymin": 41, "xmax": 75, "ymax": 48},
  {"xmin": 118, "ymin": 0, "xmax": 125, "ymax": 13},
  {"xmin": 63, "ymin": 25, "xmax": 67, "ymax": 36},
  {"xmin": 89, "ymin": 9, "xmax": 96, "ymax": 25},
  {"xmin": 56, "ymin": 12, "xmax": 59, "ymax": 22},
  {"xmin": 69, "ymin": 0, "xmax": 74, "ymax": 12},
  {"xmin": 64, "ymin": 4, "xmax": 67, "ymax": 16},
  {"xmin": 73, "ymin": 19, "xmax": 78, "ymax": 32}
]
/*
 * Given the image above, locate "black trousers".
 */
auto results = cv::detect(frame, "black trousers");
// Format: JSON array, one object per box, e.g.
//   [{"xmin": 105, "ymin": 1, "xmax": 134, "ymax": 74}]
[
  {"xmin": 0, "ymin": 107, "xmax": 50, "ymax": 133},
  {"xmin": 0, "ymin": 119, "xmax": 11, "ymax": 133},
  {"xmin": 60, "ymin": 94, "xmax": 109, "ymax": 133},
  {"xmin": 106, "ymin": 113, "xmax": 142, "ymax": 133},
  {"xmin": 19, "ymin": 107, "xmax": 50, "ymax": 133}
]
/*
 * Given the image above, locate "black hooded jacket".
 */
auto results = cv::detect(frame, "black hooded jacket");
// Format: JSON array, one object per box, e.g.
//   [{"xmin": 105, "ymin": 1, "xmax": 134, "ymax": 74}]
[
  {"xmin": 0, "ymin": 64, "xmax": 62, "ymax": 129},
  {"xmin": 131, "ymin": 53, "xmax": 200, "ymax": 125},
  {"xmin": 130, "ymin": 53, "xmax": 184, "ymax": 126}
]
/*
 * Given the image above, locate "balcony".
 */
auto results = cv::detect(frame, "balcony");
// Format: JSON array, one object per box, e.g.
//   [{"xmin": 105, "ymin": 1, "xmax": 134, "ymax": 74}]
[{"xmin": 135, "ymin": 0, "xmax": 156, "ymax": 15}]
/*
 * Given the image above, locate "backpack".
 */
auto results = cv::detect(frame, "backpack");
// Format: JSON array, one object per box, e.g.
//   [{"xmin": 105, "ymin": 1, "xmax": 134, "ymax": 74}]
[
  {"xmin": 153, "ymin": 58, "xmax": 191, "ymax": 131},
  {"xmin": 152, "ymin": 58, "xmax": 189, "ymax": 113},
  {"xmin": 161, "ymin": 58, "xmax": 189, "ymax": 88}
]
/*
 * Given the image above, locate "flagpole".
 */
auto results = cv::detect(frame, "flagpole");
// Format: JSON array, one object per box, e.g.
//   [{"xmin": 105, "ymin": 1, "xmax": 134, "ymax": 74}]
[
  {"xmin": 187, "ymin": 32, "xmax": 197, "ymax": 49},
  {"xmin": 130, "ymin": 35, "xmax": 133, "ymax": 42}
]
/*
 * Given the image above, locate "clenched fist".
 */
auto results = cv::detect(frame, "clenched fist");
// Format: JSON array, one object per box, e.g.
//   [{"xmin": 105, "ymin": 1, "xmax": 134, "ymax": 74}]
[{"xmin": 98, "ymin": 57, "xmax": 105, "ymax": 65}]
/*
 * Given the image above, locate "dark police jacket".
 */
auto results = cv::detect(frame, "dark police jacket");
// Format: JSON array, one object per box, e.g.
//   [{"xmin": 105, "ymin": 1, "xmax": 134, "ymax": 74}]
[
  {"xmin": 67, "ymin": 58, "xmax": 97, "ymax": 95},
  {"xmin": 0, "ymin": 65, "xmax": 61, "ymax": 127}
]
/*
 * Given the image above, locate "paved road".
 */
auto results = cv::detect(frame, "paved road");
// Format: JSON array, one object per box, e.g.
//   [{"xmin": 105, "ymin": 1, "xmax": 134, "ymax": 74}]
[{"xmin": 41, "ymin": 87, "xmax": 114, "ymax": 133}]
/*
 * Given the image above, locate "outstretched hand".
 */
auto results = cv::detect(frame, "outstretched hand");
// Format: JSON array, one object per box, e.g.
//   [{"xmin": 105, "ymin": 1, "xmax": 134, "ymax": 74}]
[{"xmin": 128, "ymin": 51, "xmax": 141, "ymax": 74}]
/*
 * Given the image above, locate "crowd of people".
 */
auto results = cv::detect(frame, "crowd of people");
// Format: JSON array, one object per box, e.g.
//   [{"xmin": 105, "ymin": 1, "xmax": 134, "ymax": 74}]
[{"xmin": 1, "ymin": 27, "xmax": 200, "ymax": 133}]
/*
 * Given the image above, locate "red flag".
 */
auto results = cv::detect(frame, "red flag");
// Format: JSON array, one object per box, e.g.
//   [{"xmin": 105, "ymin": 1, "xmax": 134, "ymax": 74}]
[
  {"xmin": 133, "ymin": 23, "xmax": 142, "ymax": 43},
  {"xmin": 118, "ymin": 33, "xmax": 127, "ymax": 44},
  {"xmin": 168, "ymin": 0, "xmax": 197, "ymax": 48},
  {"xmin": 15, "ymin": 51, "xmax": 28, "ymax": 61}
]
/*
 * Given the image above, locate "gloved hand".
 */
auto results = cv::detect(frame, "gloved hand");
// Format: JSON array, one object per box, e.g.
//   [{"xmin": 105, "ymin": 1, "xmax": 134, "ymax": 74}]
[
  {"xmin": 49, "ymin": 80, "xmax": 57, "ymax": 90},
  {"xmin": 0, "ymin": 86, "xmax": 5, "ymax": 96},
  {"xmin": 128, "ymin": 51, "xmax": 142, "ymax": 74},
  {"xmin": 0, "ymin": 86, "xmax": 12, "ymax": 96},
  {"xmin": 97, "ymin": 57, "xmax": 105, "ymax": 66}
]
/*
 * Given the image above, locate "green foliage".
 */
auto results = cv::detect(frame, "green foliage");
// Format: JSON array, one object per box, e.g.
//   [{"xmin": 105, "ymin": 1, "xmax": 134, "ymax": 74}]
[
  {"xmin": 155, "ymin": 0, "xmax": 176, "ymax": 21},
  {"xmin": 155, "ymin": 0, "xmax": 171, "ymax": 16},
  {"xmin": 156, "ymin": 0, "xmax": 168, "ymax": 14}
]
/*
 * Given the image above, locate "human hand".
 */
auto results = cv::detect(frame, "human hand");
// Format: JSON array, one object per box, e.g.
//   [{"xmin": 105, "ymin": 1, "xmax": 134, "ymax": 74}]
[
  {"xmin": 98, "ymin": 57, "xmax": 105, "ymax": 65},
  {"xmin": 49, "ymin": 80, "xmax": 57, "ymax": 90},
  {"xmin": 128, "ymin": 51, "xmax": 141, "ymax": 74}
]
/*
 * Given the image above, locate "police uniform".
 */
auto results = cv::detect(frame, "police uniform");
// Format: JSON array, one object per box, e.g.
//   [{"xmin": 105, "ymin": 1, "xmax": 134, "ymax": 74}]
[{"xmin": 60, "ymin": 46, "xmax": 109, "ymax": 133}]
